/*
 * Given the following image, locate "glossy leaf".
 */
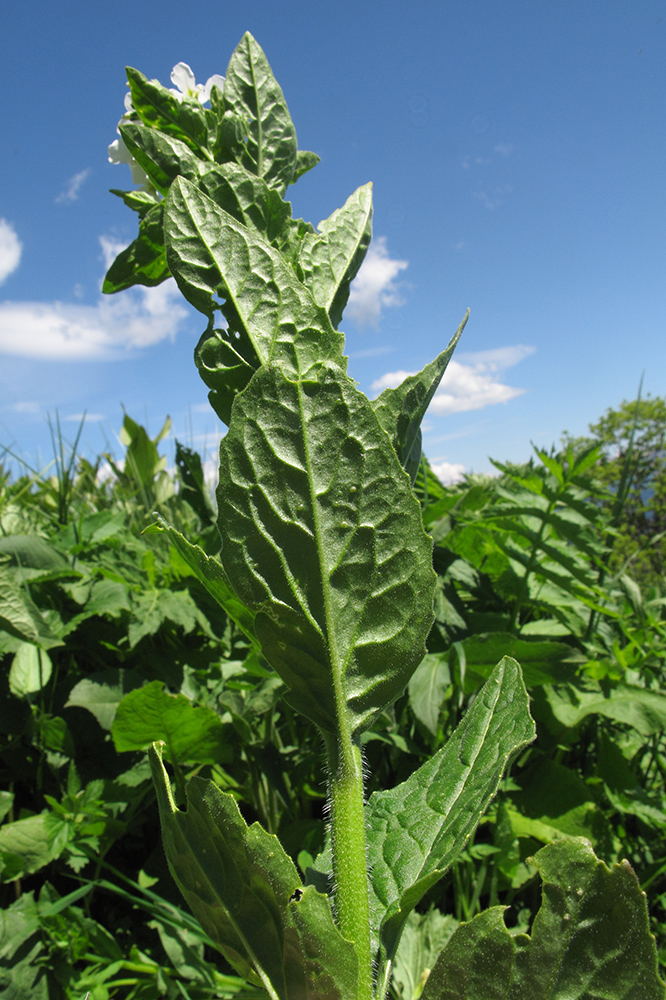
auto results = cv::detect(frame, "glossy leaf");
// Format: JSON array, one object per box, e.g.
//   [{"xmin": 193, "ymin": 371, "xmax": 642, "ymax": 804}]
[
  {"xmin": 119, "ymin": 122, "xmax": 203, "ymax": 195},
  {"xmin": 366, "ymin": 657, "xmax": 534, "ymax": 982},
  {"xmin": 102, "ymin": 203, "xmax": 169, "ymax": 293},
  {"xmin": 126, "ymin": 66, "xmax": 210, "ymax": 154},
  {"xmin": 224, "ymin": 32, "xmax": 298, "ymax": 193},
  {"xmin": 421, "ymin": 839, "xmax": 665, "ymax": 1000},
  {"xmin": 112, "ymin": 681, "xmax": 231, "ymax": 764},
  {"xmin": 546, "ymin": 680, "xmax": 666, "ymax": 737},
  {"xmin": 216, "ymin": 362, "xmax": 436, "ymax": 736},
  {"xmin": 149, "ymin": 742, "xmax": 359, "ymax": 999},
  {"xmin": 164, "ymin": 177, "xmax": 345, "ymax": 380},
  {"xmin": 298, "ymin": 182, "xmax": 373, "ymax": 328},
  {"xmin": 372, "ymin": 312, "xmax": 468, "ymax": 480}
]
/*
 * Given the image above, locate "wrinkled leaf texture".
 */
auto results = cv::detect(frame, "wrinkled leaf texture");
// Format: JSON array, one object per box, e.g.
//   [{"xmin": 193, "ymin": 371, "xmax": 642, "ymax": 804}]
[
  {"xmin": 421, "ymin": 838, "xmax": 665, "ymax": 1000},
  {"xmin": 216, "ymin": 361, "xmax": 436, "ymax": 737}
]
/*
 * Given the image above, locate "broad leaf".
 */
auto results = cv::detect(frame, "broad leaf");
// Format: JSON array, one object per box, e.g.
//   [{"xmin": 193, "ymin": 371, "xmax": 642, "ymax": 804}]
[
  {"xmin": 0, "ymin": 564, "xmax": 61, "ymax": 648},
  {"xmin": 164, "ymin": 177, "xmax": 345, "ymax": 380},
  {"xmin": 9, "ymin": 643, "xmax": 52, "ymax": 696},
  {"xmin": 366, "ymin": 657, "xmax": 534, "ymax": 983},
  {"xmin": 126, "ymin": 66, "xmax": 210, "ymax": 154},
  {"xmin": 216, "ymin": 362, "xmax": 436, "ymax": 737},
  {"xmin": 407, "ymin": 653, "xmax": 451, "ymax": 737},
  {"xmin": 545, "ymin": 680, "xmax": 666, "ymax": 737},
  {"xmin": 372, "ymin": 312, "xmax": 468, "ymax": 480},
  {"xmin": 199, "ymin": 161, "xmax": 293, "ymax": 244},
  {"xmin": 421, "ymin": 839, "xmax": 665, "ymax": 1000},
  {"xmin": 224, "ymin": 32, "xmax": 298, "ymax": 193},
  {"xmin": 65, "ymin": 669, "xmax": 144, "ymax": 731},
  {"xmin": 112, "ymin": 681, "xmax": 232, "ymax": 764},
  {"xmin": 298, "ymin": 182, "xmax": 373, "ymax": 328},
  {"xmin": 149, "ymin": 742, "xmax": 359, "ymax": 999}
]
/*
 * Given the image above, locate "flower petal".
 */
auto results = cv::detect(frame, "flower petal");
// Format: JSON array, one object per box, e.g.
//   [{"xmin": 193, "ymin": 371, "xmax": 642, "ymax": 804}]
[
  {"xmin": 170, "ymin": 62, "xmax": 196, "ymax": 95},
  {"xmin": 201, "ymin": 74, "xmax": 225, "ymax": 102}
]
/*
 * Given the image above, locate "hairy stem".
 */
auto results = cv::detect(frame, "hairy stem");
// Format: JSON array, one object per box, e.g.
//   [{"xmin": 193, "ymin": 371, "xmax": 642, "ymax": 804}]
[{"xmin": 324, "ymin": 731, "xmax": 373, "ymax": 1000}]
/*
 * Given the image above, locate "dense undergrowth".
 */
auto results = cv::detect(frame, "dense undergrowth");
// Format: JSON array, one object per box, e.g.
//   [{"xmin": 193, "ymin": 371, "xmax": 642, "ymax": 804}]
[{"xmin": 1, "ymin": 405, "xmax": 665, "ymax": 999}]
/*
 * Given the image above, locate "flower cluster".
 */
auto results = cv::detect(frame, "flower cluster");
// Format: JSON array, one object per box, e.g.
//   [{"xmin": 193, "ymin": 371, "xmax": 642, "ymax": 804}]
[{"xmin": 108, "ymin": 63, "xmax": 225, "ymax": 188}]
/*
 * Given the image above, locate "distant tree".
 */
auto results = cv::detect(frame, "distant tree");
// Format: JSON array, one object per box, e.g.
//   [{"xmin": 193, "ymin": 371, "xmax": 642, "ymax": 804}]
[{"xmin": 563, "ymin": 395, "xmax": 666, "ymax": 588}]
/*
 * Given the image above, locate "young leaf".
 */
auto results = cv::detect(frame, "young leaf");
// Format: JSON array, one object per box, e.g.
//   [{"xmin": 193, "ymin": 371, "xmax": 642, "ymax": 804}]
[
  {"xmin": 199, "ymin": 161, "xmax": 293, "ymax": 245},
  {"xmin": 224, "ymin": 32, "xmax": 298, "ymax": 193},
  {"xmin": 149, "ymin": 742, "xmax": 359, "ymax": 1000},
  {"xmin": 126, "ymin": 66, "xmax": 210, "ymax": 155},
  {"xmin": 420, "ymin": 839, "xmax": 665, "ymax": 1000},
  {"xmin": 298, "ymin": 182, "xmax": 373, "ymax": 328},
  {"xmin": 193, "ymin": 324, "xmax": 259, "ymax": 426},
  {"xmin": 365, "ymin": 657, "xmax": 534, "ymax": 985},
  {"xmin": 119, "ymin": 122, "xmax": 204, "ymax": 195},
  {"xmin": 293, "ymin": 149, "xmax": 321, "ymax": 183},
  {"xmin": 216, "ymin": 362, "xmax": 436, "ymax": 737},
  {"xmin": 372, "ymin": 312, "xmax": 468, "ymax": 480},
  {"xmin": 163, "ymin": 176, "xmax": 345, "ymax": 378},
  {"xmin": 102, "ymin": 203, "xmax": 169, "ymax": 293}
]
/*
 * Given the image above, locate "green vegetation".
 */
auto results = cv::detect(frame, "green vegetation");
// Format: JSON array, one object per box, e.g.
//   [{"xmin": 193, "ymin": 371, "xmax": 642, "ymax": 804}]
[{"xmin": 1, "ymin": 30, "xmax": 665, "ymax": 1000}]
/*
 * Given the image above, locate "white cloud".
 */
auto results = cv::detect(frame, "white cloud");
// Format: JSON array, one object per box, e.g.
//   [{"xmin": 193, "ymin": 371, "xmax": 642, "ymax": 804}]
[
  {"xmin": 55, "ymin": 169, "xmax": 91, "ymax": 204},
  {"xmin": 430, "ymin": 460, "xmax": 466, "ymax": 485},
  {"xmin": 0, "ymin": 282, "xmax": 188, "ymax": 361},
  {"xmin": 346, "ymin": 237, "xmax": 408, "ymax": 328},
  {"xmin": 65, "ymin": 412, "xmax": 105, "ymax": 422},
  {"xmin": 0, "ymin": 235, "xmax": 190, "ymax": 360},
  {"xmin": 0, "ymin": 220, "xmax": 22, "ymax": 285},
  {"xmin": 371, "ymin": 344, "xmax": 535, "ymax": 414}
]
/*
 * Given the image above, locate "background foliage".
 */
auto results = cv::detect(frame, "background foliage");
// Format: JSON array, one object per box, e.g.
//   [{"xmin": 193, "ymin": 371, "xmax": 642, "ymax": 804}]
[{"xmin": 0, "ymin": 390, "xmax": 665, "ymax": 998}]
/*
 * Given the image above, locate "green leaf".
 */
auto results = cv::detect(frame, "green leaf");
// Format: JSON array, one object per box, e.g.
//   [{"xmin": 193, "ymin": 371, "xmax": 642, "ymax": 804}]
[
  {"xmin": 146, "ymin": 515, "xmax": 257, "ymax": 645},
  {"xmin": 224, "ymin": 32, "xmax": 298, "ymax": 193},
  {"xmin": 216, "ymin": 362, "xmax": 436, "ymax": 736},
  {"xmin": 175, "ymin": 440, "xmax": 216, "ymax": 524},
  {"xmin": 119, "ymin": 122, "xmax": 204, "ymax": 194},
  {"xmin": 9, "ymin": 643, "xmax": 52, "ymax": 696},
  {"xmin": 365, "ymin": 657, "xmax": 534, "ymax": 981},
  {"xmin": 65, "ymin": 669, "xmax": 145, "ymax": 731},
  {"xmin": 126, "ymin": 66, "xmax": 210, "ymax": 155},
  {"xmin": 128, "ymin": 588, "xmax": 199, "ymax": 647},
  {"xmin": 0, "ymin": 812, "xmax": 68, "ymax": 881},
  {"xmin": 372, "ymin": 313, "xmax": 468, "ymax": 481},
  {"xmin": 545, "ymin": 680, "xmax": 666, "ymax": 737},
  {"xmin": 110, "ymin": 186, "xmax": 161, "ymax": 219},
  {"xmin": 392, "ymin": 907, "xmax": 458, "ymax": 1000},
  {"xmin": 112, "ymin": 681, "xmax": 232, "ymax": 764},
  {"xmin": 102, "ymin": 203, "xmax": 169, "ymax": 293},
  {"xmin": 149, "ymin": 742, "xmax": 359, "ymax": 999},
  {"xmin": 407, "ymin": 653, "xmax": 451, "ymax": 737},
  {"xmin": 298, "ymin": 183, "xmax": 373, "ymax": 328},
  {"xmin": 420, "ymin": 839, "xmax": 665, "ymax": 1000},
  {"xmin": 292, "ymin": 149, "xmax": 321, "ymax": 183},
  {"xmin": 163, "ymin": 177, "xmax": 345, "ymax": 379},
  {"xmin": 459, "ymin": 632, "xmax": 578, "ymax": 687},
  {"xmin": 193, "ymin": 324, "xmax": 259, "ymax": 425},
  {"xmin": 199, "ymin": 161, "xmax": 293, "ymax": 244},
  {"xmin": 0, "ymin": 564, "xmax": 61, "ymax": 648}
]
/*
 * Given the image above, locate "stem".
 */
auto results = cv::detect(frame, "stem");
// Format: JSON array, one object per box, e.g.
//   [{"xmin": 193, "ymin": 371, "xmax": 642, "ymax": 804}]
[{"xmin": 324, "ymin": 731, "xmax": 373, "ymax": 1000}]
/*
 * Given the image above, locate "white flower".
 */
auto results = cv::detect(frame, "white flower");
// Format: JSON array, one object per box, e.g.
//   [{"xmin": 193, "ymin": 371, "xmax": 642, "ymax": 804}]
[
  {"xmin": 169, "ymin": 62, "xmax": 225, "ymax": 104},
  {"xmin": 107, "ymin": 133, "xmax": 150, "ymax": 187}
]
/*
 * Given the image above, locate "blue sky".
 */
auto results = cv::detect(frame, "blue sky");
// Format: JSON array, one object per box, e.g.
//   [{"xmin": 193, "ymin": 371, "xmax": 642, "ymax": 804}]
[{"xmin": 1, "ymin": 0, "xmax": 665, "ymax": 484}]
